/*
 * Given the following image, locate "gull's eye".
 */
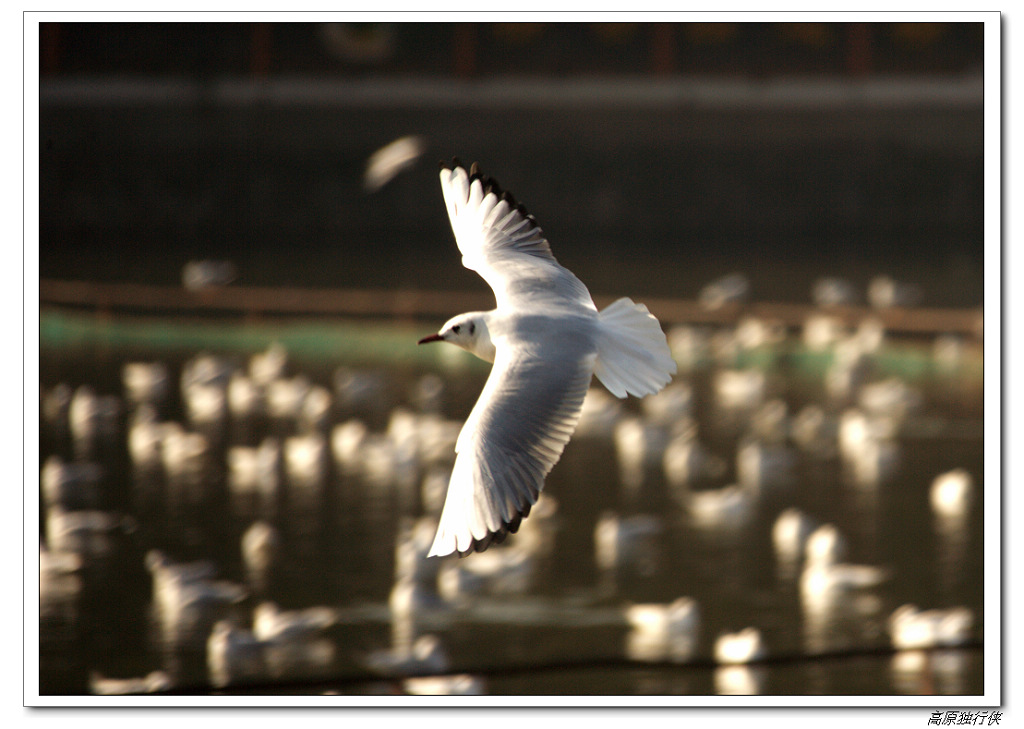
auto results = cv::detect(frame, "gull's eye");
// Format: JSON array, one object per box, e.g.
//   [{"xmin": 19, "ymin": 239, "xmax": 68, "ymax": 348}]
[{"xmin": 453, "ymin": 325, "xmax": 461, "ymax": 334}]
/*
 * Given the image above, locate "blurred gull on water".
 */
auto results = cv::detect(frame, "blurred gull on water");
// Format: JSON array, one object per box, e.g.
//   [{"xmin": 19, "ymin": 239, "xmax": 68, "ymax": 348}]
[
  {"xmin": 714, "ymin": 627, "xmax": 765, "ymax": 665},
  {"xmin": 811, "ymin": 277, "xmax": 859, "ymax": 308},
  {"xmin": 623, "ymin": 597, "xmax": 700, "ymax": 664},
  {"xmin": 888, "ymin": 604, "xmax": 974, "ymax": 650},
  {"xmin": 930, "ymin": 468, "xmax": 974, "ymax": 520},
  {"xmin": 122, "ymin": 361, "xmax": 170, "ymax": 409},
  {"xmin": 867, "ymin": 275, "xmax": 923, "ymax": 309},
  {"xmin": 207, "ymin": 619, "xmax": 266, "ymax": 689},
  {"xmin": 772, "ymin": 507, "xmax": 819, "ymax": 581},
  {"xmin": 252, "ymin": 601, "xmax": 339, "ymax": 681}
]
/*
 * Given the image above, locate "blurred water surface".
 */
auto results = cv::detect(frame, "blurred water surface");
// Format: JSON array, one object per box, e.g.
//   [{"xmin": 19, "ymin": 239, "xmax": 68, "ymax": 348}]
[{"xmin": 37, "ymin": 315, "xmax": 984, "ymax": 698}]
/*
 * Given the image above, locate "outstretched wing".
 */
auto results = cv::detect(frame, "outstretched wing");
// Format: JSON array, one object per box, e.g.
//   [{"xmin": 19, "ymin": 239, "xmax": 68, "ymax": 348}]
[
  {"xmin": 428, "ymin": 324, "xmax": 596, "ymax": 557},
  {"xmin": 439, "ymin": 160, "xmax": 595, "ymax": 313}
]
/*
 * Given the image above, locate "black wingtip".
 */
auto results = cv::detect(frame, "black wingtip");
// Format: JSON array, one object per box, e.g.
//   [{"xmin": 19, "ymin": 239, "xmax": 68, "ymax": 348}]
[
  {"xmin": 440, "ymin": 156, "xmax": 463, "ymax": 172},
  {"xmin": 439, "ymin": 157, "xmax": 543, "ymax": 238},
  {"xmin": 454, "ymin": 505, "xmax": 531, "ymax": 558}
]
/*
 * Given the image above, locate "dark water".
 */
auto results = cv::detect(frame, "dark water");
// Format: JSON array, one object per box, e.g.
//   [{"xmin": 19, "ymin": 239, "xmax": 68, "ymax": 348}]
[{"xmin": 36, "ymin": 317, "xmax": 986, "ymax": 698}]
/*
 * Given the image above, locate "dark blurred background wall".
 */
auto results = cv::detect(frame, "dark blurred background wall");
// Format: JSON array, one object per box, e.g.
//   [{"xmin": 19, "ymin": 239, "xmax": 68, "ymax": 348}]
[{"xmin": 37, "ymin": 21, "xmax": 985, "ymax": 306}]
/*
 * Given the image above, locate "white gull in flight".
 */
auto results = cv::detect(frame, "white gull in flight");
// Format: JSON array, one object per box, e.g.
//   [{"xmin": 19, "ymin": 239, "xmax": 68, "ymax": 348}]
[{"xmin": 419, "ymin": 160, "xmax": 677, "ymax": 557}]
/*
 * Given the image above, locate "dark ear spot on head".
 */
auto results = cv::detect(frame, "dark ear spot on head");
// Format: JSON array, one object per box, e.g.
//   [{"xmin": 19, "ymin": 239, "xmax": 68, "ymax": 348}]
[{"xmin": 469, "ymin": 322, "xmax": 476, "ymax": 335}]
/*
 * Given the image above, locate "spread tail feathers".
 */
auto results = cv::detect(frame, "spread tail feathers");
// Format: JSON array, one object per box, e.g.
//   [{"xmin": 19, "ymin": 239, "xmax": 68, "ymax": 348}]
[{"xmin": 594, "ymin": 298, "xmax": 677, "ymax": 399}]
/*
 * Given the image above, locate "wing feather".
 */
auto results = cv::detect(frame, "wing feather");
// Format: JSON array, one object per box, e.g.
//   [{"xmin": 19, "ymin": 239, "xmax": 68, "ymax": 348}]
[
  {"xmin": 439, "ymin": 161, "xmax": 594, "ymax": 313},
  {"xmin": 428, "ymin": 327, "xmax": 596, "ymax": 557}
]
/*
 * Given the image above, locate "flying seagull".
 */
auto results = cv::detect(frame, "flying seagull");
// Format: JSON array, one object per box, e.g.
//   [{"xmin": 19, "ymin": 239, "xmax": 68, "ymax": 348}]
[{"xmin": 419, "ymin": 160, "xmax": 677, "ymax": 557}]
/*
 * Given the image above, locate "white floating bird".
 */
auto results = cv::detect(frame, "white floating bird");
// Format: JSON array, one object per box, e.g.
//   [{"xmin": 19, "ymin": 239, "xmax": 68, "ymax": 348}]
[
  {"xmin": 252, "ymin": 602, "xmax": 338, "ymax": 644},
  {"xmin": 734, "ymin": 316, "xmax": 786, "ymax": 351},
  {"xmin": 867, "ymin": 275, "xmax": 922, "ymax": 309},
  {"xmin": 930, "ymin": 468, "xmax": 974, "ymax": 519},
  {"xmin": 41, "ymin": 456, "xmax": 103, "ymax": 512},
  {"xmin": 253, "ymin": 602, "xmax": 338, "ymax": 681},
  {"xmin": 640, "ymin": 381, "xmax": 694, "ymax": 427},
  {"xmin": 39, "ymin": 541, "xmax": 83, "ymax": 619},
  {"xmin": 363, "ymin": 634, "xmax": 450, "ymax": 678},
  {"xmin": 160, "ymin": 426, "xmax": 211, "ymax": 484},
  {"xmin": 89, "ymin": 670, "xmax": 172, "ymax": 696},
  {"xmin": 127, "ymin": 405, "xmax": 167, "ymax": 475},
  {"xmin": 803, "ymin": 313, "xmax": 847, "ymax": 351},
  {"xmin": 837, "ymin": 408, "xmax": 898, "ymax": 460},
  {"xmin": 299, "ymin": 385, "xmax": 333, "ymax": 434},
  {"xmin": 713, "ymin": 368, "xmax": 766, "ymax": 411},
  {"xmin": 663, "ymin": 424, "xmax": 719, "ymax": 491},
  {"xmin": 714, "ymin": 664, "xmax": 765, "ymax": 696},
  {"xmin": 811, "ymin": 277, "xmax": 859, "ymax": 308},
  {"xmin": 438, "ymin": 546, "xmax": 536, "ymax": 602},
  {"xmin": 122, "ymin": 361, "xmax": 170, "ymax": 408},
  {"xmin": 183, "ymin": 351, "xmax": 234, "ymax": 384},
  {"xmin": 594, "ymin": 511, "xmax": 664, "ymax": 579},
  {"xmin": 933, "ymin": 333, "xmax": 967, "ymax": 373},
  {"xmin": 148, "ymin": 555, "xmax": 248, "ymax": 652},
  {"xmin": 889, "ymin": 604, "xmax": 974, "ymax": 650},
  {"xmin": 182, "ymin": 382, "xmax": 227, "ymax": 430},
  {"xmin": 800, "ymin": 524, "xmax": 889, "ymax": 606},
  {"xmin": 45, "ymin": 507, "xmax": 125, "ymax": 562},
  {"xmin": 227, "ymin": 372, "xmax": 262, "ymax": 422},
  {"xmin": 331, "ymin": 418, "xmax": 370, "ymax": 475},
  {"xmin": 790, "ymin": 404, "xmax": 837, "ymax": 458},
  {"xmin": 68, "ymin": 385, "xmax": 121, "ymax": 460},
  {"xmin": 803, "ymin": 523, "xmax": 849, "ymax": 566},
  {"xmin": 714, "ymin": 627, "xmax": 766, "ymax": 665},
  {"xmin": 402, "ymin": 673, "xmax": 485, "ymax": 696},
  {"xmin": 736, "ymin": 436, "xmax": 796, "ymax": 496},
  {"xmin": 749, "ymin": 398, "xmax": 791, "ymax": 444},
  {"xmin": 846, "ymin": 435, "xmax": 901, "ymax": 487},
  {"xmin": 241, "ymin": 521, "xmax": 280, "ymax": 595},
  {"xmin": 41, "ymin": 382, "xmax": 73, "ymax": 442},
  {"xmin": 227, "ymin": 437, "xmax": 281, "ymax": 519},
  {"xmin": 207, "ymin": 620, "xmax": 266, "ymax": 688},
  {"xmin": 666, "ymin": 325, "xmax": 712, "ymax": 371},
  {"xmin": 687, "ymin": 484, "xmax": 754, "ymax": 531},
  {"xmin": 859, "ymin": 377, "xmax": 921, "ymax": 422},
  {"xmin": 418, "ymin": 160, "xmax": 676, "ymax": 556},
  {"xmin": 265, "ymin": 375, "xmax": 311, "ymax": 423},
  {"xmin": 772, "ymin": 507, "xmax": 818, "ymax": 574},
  {"xmin": 283, "ymin": 432, "xmax": 329, "ymax": 491},
  {"xmin": 249, "ymin": 342, "xmax": 289, "ymax": 386},
  {"xmin": 613, "ymin": 416, "xmax": 673, "ymax": 492},
  {"xmin": 800, "ymin": 558, "xmax": 890, "ymax": 605},
  {"xmin": 624, "ymin": 597, "xmax": 701, "ymax": 663}
]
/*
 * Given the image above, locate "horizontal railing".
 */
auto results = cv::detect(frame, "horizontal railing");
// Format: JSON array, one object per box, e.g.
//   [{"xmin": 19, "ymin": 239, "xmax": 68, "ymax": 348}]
[{"xmin": 38, "ymin": 278, "xmax": 983, "ymax": 336}]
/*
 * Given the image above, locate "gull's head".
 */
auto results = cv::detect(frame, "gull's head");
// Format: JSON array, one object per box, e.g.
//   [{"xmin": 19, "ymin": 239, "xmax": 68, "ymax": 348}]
[{"xmin": 418, "ymin": 312, "xmax": 494, "ymax": 362}]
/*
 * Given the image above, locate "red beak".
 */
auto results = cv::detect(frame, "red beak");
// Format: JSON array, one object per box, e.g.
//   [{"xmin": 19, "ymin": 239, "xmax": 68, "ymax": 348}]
[{"xmin": 418, "ymin": 333, "xmax": 444, "ymax": 345}]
